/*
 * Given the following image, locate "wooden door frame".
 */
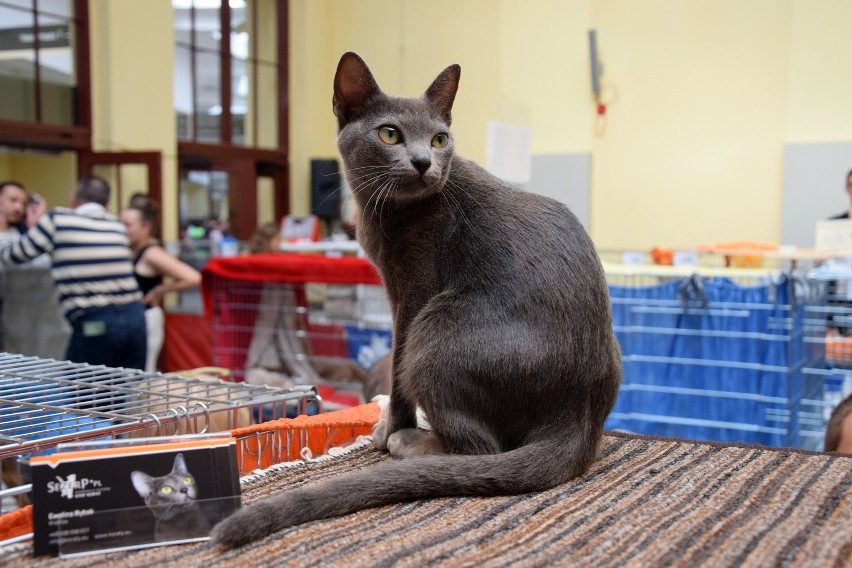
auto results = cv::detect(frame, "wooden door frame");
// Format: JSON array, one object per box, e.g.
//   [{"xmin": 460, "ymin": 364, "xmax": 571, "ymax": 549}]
[{"xmin": 177, "ymin": 142, "xmax": 288, "ymax": 241}]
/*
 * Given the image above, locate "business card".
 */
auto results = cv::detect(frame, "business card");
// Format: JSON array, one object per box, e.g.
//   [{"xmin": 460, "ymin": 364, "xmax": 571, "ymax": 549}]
[{"xmin": 30, "ymin": 435, "xmax": 241, "ymax": 557}]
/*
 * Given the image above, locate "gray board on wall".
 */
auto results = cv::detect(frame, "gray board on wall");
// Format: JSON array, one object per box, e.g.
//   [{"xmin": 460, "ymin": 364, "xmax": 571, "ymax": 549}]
[
  {"xmin": 782, "ymin": 141, "xmax": 852, "ymax": 247},
  {"xmin": 525, "ymin": 153, "xmax": 591, "ymax": 230}
]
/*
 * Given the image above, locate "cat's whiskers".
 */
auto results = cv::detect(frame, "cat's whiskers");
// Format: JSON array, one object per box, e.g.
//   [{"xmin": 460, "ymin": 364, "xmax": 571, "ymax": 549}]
[
  {"xmin": 341, "ymin": 166, "xmax": 392, "ymax": 192},
  {"xmin": 342, "ymin": 164, "xmax": 390, "ymax": 172},
  {"xmin": 377, "ymin": 177, "xmax": 399, "ymax": 238},
  {"xmin": 441, "ymin": 181, "xmax": 476, "ymax": 233},
  {"xmin": 360, "ymin": 173, "xmax": 395, "ymax": 226},
  {"xmin": 371, "ymin": 176, "xmax": 395, "ymax": 220},
  {"xmin": 444, "ymin": 176, "xmax": 487, "ymax": 213},
  {"xmin": 348, "ymin": 171, "xmax": 393, "ymax": 205},
  {"xmin": 345, "ymin": 167, "xmax": 392, "ymax": 187}
]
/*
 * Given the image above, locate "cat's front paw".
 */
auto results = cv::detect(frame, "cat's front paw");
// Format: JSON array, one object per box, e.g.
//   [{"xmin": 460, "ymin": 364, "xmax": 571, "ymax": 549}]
[
  {"xmin": 371, "ymin": 395, "xmax": 392, "ymax": 451},
  {"xmin": 371, "ymin": 418, "xmax": 391, "ymax": 451}
]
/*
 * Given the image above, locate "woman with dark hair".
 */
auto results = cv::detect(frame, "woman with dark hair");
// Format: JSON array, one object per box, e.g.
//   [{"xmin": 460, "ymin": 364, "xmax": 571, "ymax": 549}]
[{"xmin": 120, "ymin": 200, "xmax": 201, "ymax": 372}]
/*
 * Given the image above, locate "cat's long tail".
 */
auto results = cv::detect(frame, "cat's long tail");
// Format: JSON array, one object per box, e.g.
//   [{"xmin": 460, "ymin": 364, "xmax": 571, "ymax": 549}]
[{"xmin": 211, "ymin": 434, "xmax": 595, "ymax": 549}]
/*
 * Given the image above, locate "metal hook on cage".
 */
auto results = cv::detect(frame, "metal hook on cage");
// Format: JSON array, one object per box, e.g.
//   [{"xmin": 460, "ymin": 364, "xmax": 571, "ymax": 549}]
[
  {"xmin": 191, "ymin": 402, "xmax": 210, "ymax": 434},
  {"xmin": 141, "ymin": 412, "xmax": 163, "ymax": 437},
  {"xmin": 174, "ymin": 405, "xmax": 191, "ymax": 434},
  {"xmin": 164, "ymin": 407, "xmax": 186, "ymax": 437},
  {"xmin": 239, "ymin": 431, "xmax": 269, "ymax": 471},
  {"xmin": 678, "ymin": 274, "xmax": 709, "ymax": 310}
]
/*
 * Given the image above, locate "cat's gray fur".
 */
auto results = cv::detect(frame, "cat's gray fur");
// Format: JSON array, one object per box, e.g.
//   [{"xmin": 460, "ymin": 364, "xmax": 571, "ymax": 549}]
[
  {"xmin": 211, "ymin": 52, "xmax": 621, "ymax": 548},
  {"xmin": 131, "ymin": 453, "xmax": 210, "ymax": 541}
]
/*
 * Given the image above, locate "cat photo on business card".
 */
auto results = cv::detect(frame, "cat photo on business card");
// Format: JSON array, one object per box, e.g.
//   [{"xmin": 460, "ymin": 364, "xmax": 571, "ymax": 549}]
[{"xmin": 130, "ymin": 452, "xmax": 211, "ymax": 541}]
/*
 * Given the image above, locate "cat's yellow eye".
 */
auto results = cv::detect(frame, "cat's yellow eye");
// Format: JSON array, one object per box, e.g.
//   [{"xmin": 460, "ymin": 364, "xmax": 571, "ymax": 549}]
[
  {"xmin": 432, "ymin": 133, "xmax": 449, "ymax": 148},
  {"xmin": 160, "ymin": 486, "xmax": 173, "ymax": 495},
  {"xmin": 378, "ymin": 126, "xmax": 400, "ymax": 145},
  {"xmin": 183, "ymin": 476, "xmax": 193, "ymax": 485}
]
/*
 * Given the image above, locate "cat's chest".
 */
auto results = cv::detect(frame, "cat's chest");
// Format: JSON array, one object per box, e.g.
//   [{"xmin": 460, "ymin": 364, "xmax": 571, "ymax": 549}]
[{"xmin": 361, "ymin": 230, "xmax": 443, "ymax": 304}]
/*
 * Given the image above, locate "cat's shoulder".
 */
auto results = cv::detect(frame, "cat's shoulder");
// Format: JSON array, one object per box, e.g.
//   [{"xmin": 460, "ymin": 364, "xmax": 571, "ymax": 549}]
[{"xmin": 450, "ymin": 156, "xmax": 568, "ymax": 213}]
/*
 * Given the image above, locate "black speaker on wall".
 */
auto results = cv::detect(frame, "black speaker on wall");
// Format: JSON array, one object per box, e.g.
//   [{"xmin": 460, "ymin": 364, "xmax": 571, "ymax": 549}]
[{"xmin": 310, "ymin": 158, "xmax": 341, "ymax": 220}]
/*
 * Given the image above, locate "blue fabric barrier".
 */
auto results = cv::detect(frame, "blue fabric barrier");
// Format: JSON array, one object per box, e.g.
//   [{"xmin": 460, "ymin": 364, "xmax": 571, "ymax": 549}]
[{"xmin": 606, "ymin": 274, "xmax": 822, "ymax": 447}]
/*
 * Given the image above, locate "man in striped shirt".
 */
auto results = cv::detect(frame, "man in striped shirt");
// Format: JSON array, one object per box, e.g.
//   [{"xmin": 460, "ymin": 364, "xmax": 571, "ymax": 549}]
[{"xmin": 0, "ymin": 175, "xmax": 147, "ymax": 370}]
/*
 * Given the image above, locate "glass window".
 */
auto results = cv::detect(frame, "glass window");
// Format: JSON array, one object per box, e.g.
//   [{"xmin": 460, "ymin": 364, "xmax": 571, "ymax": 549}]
[
  {"xmin": 36, "ymin": 0, "xmax": 76, "ymax": 125},
  {"xmin": 0, "ymin": 1, "xmax": 37, "ymax": 122},
  {"xmin": 174, "ymin": 42, "xmax": 193, "ymax": 138},
  {"xmin": 230, "ymin": 0, "xmax": 247, "ymax": 144},
  {"xmin": 0, "ymin": 0, "xmax": 76, "ymax": 125},
  {"xmin": 195, "ymin": 48, "xmax": 221, "ymax": 142},
  {"xmin": 173, "ymin": 0, "xmax": 280, "ymax": 148}
]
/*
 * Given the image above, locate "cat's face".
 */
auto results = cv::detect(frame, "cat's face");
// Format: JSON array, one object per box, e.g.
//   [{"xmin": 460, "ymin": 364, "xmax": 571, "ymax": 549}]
[
  {"xmin": 333, "ymin": 52, "xmax": 461, "ymax": 208},
  {"xmin": 131, "ymin": 453, "xmax": 198, "ymax": 507}
]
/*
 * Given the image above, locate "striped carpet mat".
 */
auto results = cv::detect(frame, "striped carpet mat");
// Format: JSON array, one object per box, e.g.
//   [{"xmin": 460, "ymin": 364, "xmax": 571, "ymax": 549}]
[{"xmin": 2, "ymin": 432, "xmax": 851, "ymax": 567}]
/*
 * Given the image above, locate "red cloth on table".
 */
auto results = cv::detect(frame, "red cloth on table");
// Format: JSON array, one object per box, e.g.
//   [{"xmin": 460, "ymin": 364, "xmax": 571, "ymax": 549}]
[{"xmin": 160, "ymin": 313, "xmax": 213, "ymax": 373}]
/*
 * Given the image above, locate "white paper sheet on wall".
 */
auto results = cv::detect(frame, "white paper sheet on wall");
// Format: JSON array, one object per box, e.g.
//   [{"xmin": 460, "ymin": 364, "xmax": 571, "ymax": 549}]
[
  {"xmin": 816, "ymin": 219, "xmax": 852, "ymax": 252},
  {"xmin": 485, "ymin": 121, "xmax": 532, "ymax": 184}
]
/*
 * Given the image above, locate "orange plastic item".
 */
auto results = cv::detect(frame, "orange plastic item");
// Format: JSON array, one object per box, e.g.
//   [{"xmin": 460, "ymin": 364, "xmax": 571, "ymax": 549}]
[
  {"xmin": 650, "ymin": 246, "xmax": 674, "ymax": 265},
  {"xmin": 697, "ymin": 241, "xmax": 779, "ymax": 268}
]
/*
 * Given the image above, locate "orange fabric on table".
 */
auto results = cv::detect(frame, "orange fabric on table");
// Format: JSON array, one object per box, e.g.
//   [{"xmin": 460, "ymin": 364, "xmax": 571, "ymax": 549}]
[
  {"xmin": 0, "ymin": 505, "xmax": 32, "ymax": 543},
  {"xmin": 234, "ymin": 403, "xmax": 381, "ymax": 474}
]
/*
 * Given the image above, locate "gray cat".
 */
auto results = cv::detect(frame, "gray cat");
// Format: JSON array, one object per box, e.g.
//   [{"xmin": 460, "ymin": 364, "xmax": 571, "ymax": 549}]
[
  {"xmin": 131, "ymin": 453, "xmax": 211, "ymax": 541},
  {"xmin": 211, "ymin": 52, "xmax": 621, "ymax": 548}
]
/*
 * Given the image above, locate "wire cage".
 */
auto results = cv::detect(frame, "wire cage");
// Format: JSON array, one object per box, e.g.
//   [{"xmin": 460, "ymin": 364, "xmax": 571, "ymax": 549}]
[
  {"xmin": 202, "ymin": 253, "xmax": 837, "ymax": 450},
  {"xmin": 807, "ymin": 260, "xmax": 852, "ymax": 417},
  {"xmin": 0, "ymin": 353, "xmax": 321, "ymax": 467},
  {"xmin": 604, "ymin": 264, "xmax": 829, "ymax": 449},
  {"xmin": 203, "ymin": 255, "xmax": 392, "ymax": 409}
]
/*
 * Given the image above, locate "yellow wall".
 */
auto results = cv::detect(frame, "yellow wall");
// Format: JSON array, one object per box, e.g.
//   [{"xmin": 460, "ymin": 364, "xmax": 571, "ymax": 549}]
[
  {"xmin": 589, "ymin": 0, "xmax": 792, "ymax": 249},
  {"xmin": 500, "ymin": 0, "xmax": 593, "ymax": 154},
  {"xmin": 786, "ymin": 0, "xmax": 852, "ymax": 142},
  {"xmin": 0, "ymin": 151, "xmax": 75, "ymax": 207},
  {"xmin": 89, "ymin": 0, "xmax": 178, "ymax": 238},
  {"xmin": 289, "ymin": 0, "xmax": 852, "ymax": 250},
  {"xmin": 289, "ymin": 0, "xmax": 336, "ymax": 217},
  {"xmin": 8, "ymin": 152, "xmax": 78, "ymax": 207}
]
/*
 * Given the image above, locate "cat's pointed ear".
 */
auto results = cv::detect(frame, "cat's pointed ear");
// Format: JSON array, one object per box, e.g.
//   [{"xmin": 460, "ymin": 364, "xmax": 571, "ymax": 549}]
[
  {"xmin": 172, "ymin": 453, "xmax": 187, "ymax": 474},
  {"xmin": 424, "ymin": 64, "xmax": 461, "ymax": 125},
  {"xmin": 131, "ymin": 471, "xmax": 153, "ymax": 499},
  {"xmin": 333, "ymin": 52, "xmax": 382, "ymax": 128}
]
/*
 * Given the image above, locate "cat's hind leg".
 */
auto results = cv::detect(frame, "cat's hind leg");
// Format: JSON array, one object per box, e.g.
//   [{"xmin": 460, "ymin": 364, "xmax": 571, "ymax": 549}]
[{"xmin": 387, "ymin": 428, "xmax": 445, "ymax": 458}]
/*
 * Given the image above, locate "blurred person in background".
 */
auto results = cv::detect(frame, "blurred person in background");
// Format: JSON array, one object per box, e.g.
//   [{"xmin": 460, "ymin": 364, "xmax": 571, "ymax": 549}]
[
  {"xmin": 247, "ymin": 221, "xmax": 283, "ymax": 254},
  {"xmin": 0, "ymin": 181, "xmax": 28, "ymax": 239},
  {"xmin": 121, "ymin": 199, "xmax": 201, "ymax": 372},
  {"xmin": 0, "ymin": 182, "xmax": 26, "ymax": 351},
  {"xmin": 0, "ymin": 175, "xmax": 146, "ymax": 369}
]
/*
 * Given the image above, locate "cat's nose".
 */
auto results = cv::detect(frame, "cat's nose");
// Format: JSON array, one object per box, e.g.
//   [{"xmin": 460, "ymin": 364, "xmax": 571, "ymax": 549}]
[
  {"xmin": 180, "ymin": 487, "xmax": 188, "ymax": 494},
  {"xmin": 411, "ymin": 157, "xmax": 431, "ymax": 176}
]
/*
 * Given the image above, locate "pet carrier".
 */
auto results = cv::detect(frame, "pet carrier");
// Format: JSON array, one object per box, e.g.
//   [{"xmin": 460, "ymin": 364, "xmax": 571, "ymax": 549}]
[{"xmin": 202, "ymin": 254, "xmax": 392, "ymax": 408}]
